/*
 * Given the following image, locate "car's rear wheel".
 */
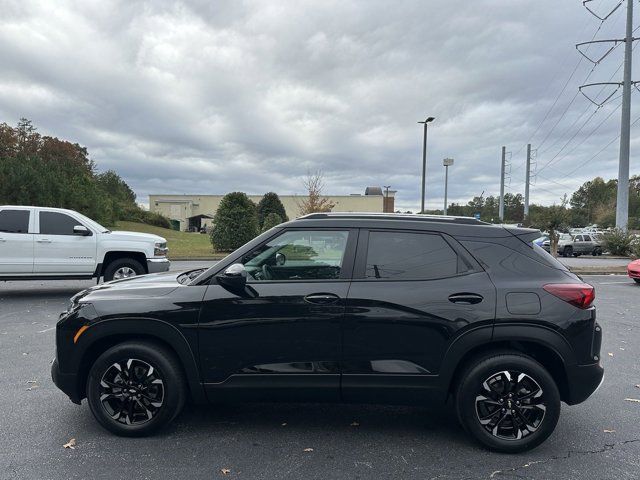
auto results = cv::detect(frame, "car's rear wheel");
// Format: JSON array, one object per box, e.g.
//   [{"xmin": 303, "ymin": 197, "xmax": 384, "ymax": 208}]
[
  {"xmin": 592, "ymin": 247, "xmax": 602, "ymax": 256},
  {"xmin": 86, "ymin": 341, "xmax": 186, "ymax": 437},
  {"xmin": 455, "ymin": 353, "xmax": 560, "ymax": 453},
  {"xmin": 103, "ymin": 257, "xmax": 145, "ymax": 282}
]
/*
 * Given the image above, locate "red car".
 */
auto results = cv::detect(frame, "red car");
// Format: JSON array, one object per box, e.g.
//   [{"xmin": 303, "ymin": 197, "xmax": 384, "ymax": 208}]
[{"xmin": 628, "ymin": 259, "xmax": 640, "ymax": 283}]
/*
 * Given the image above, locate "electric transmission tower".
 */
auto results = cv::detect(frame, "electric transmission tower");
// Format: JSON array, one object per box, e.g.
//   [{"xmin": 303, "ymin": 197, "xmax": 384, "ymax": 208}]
[{"xmin": 578, "ymin": 0, "xmax": 637, "ymax": 230}]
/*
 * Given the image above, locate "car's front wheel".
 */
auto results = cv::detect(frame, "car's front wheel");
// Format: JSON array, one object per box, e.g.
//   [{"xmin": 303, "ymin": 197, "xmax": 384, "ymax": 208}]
[
  {"xmin": 455, "ymin": 353, "xmax": 560, "ymax": 453},
  {"xmin": 103, "ymin": 257, "xmax": 145, "ymax": 282},
  {"xmin": 563, "ymin": 246, "xmax": 573, "ymax": 257},
  {"xmin": 86, "ymin": 341, "xmax": 186, "ymax": 436}
]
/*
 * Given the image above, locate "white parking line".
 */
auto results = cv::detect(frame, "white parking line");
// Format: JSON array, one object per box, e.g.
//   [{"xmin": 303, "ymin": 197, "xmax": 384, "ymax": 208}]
[{"xmin": 38, "ymin": 326, "xmax": 56, "ymax": 333}]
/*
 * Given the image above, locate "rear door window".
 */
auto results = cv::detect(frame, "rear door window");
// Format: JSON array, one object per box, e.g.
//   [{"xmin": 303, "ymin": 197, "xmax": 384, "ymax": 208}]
[
  {"xmin": 0, "ymin": 210, "xmax": 30, "ymax": 233},
  {"xmin": 364, "ymin": 231, "xmax": 460, "ymax": 280}
]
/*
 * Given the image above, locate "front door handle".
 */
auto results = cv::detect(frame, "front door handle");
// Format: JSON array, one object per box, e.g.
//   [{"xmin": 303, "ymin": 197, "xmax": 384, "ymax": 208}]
[
  {"xmin": 37, "ymin": 239, "xmax": 52, "ymax": 243},
  {"xmin": 304, "ymin": 293, "xmax": 340, "ymax": 305},
  {"xmin": 448, "ymin": 293, "xmax": 484, "ymax": 305}
]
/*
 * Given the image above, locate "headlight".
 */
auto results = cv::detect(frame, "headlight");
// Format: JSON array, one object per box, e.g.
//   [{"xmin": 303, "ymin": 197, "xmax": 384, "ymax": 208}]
[{"xmin": 154, "ymin": 241, "xmax": 168, "ymax": 257}]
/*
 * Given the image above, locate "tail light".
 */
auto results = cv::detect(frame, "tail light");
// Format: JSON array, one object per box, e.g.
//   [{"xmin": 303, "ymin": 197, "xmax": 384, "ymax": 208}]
[{"xmin": 543, "ymin": 283, "xmax": 595, "ymax": 309}]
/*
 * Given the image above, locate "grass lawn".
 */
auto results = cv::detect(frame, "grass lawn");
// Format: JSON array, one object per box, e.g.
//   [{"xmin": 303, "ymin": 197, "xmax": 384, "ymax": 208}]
[{"xmin": 113, "ymin": 221, "xmax": 226, "ymax": 259}]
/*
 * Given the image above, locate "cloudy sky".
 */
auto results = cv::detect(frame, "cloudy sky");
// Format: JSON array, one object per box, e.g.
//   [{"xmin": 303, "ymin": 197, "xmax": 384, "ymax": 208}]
[{"xmin": 1, "ymin": 0, "xmax": 638, "ymax": 211}]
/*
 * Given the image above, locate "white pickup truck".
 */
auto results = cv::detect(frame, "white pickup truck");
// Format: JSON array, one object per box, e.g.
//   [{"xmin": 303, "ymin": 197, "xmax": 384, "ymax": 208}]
[{"xmin": 0, "ymin": 206, "xmax": 170, "ymax": 282}]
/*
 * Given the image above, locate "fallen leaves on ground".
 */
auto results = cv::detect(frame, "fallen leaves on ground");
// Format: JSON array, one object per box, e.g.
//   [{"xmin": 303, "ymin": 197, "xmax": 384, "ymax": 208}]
[
  {"xmin": 608, "ymin": 352, "xmax": 614, "ymax": 357},
  {"xmin": 604, "ymin": 429, "xmax": 615, "ymax": 433},
  {"xmin": 635, "ymin": 384, "xmax": 640, "ymax": 389},
  {"xmin": 220, "ymin": 468, "xmax": 231, "ymax": 475},
  {"xmin": 624, "ymin": 398, "xmax": 640, "ymax": 403},
  {"xmin": 303, "ymin": 448, "xmax": 314, "ymax": 452},
  {"xmin": 63, "ymin": 438, "xmax": 76, "ymax": 449}
]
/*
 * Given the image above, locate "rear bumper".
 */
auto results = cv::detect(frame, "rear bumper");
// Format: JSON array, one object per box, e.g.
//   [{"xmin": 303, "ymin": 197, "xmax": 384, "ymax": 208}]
[
  {"xmin": 147, "ymin": 258, "xmax": 170, "ymax": 274},
  {"xmin": 51, "ymin": 359, "xmax": 82, "ymax": 405},
  {"xmin": 564, "ymin": 362, "xmax": 604, "ymax": 405}
]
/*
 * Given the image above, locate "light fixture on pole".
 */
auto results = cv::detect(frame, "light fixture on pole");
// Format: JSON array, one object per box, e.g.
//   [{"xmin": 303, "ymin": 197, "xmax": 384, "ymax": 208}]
[
  {"xmin": 443, "ymin": 158, "xmax": 454, "ymax": 215},
  {"xmin": 418, "ymin": 117, "xmax": 435, "ymax": 213}
]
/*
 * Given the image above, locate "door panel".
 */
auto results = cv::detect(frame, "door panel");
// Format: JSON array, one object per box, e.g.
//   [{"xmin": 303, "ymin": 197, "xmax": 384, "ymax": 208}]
[
  {"xmin": 198, "ymin": 281, "xmax": 348, "ymax": 401},
  {"xmin": 342, "ymin": 229, "xmax": 496, "ymax": 404},
  {"xmin": 198, "ymin": 228, "xmax": 357, "ymax": 403},
  {"xmin": 33, "ymin": 211, "xmax": 97, "ymax": 274},
  {"xmin": 0, "ymin": 209, "xmax": 33, "ymax": 274}
]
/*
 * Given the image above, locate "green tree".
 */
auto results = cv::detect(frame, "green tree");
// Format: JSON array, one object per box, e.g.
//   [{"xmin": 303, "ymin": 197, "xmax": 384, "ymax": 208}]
[
  {"xmin": 261, "ymin": 212, "xmax": 283, "ymax": 232},
  {"xmin": 257, "ymin": 192, "xmax": 288, "ymax": 228},
  {"xmin": 210, "ymin": 192, "xmax": 259, "ymax": 251},
  {"xmin": 529, "ymin": 196, "xmax": 569, "ymax": 256}
]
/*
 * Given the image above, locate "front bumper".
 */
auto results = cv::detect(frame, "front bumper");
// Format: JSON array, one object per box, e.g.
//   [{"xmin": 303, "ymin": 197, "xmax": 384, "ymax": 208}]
[
  {"xmin": 147, "ymin": 258, "xmax": 170, "ymax": 274},
  {"xmin": 51, "ymin": 358, "xmax": 82, "ymax": 405},
  {"xmin": 628, "ymin": 268, "xmax": 640, "ymax": 279}
]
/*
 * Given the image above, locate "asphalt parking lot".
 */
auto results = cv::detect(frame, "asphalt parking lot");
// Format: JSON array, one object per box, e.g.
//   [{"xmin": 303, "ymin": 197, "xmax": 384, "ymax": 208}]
[{"xmin": 1, "ymin": 264, "xmax": 639, "ymax": 480}]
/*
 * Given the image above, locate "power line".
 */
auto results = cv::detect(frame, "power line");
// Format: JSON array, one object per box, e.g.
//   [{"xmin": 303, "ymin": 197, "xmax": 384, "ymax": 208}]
[{"xmin": 513, "ymin": 20, "xmax": 606, "ymax": 158}]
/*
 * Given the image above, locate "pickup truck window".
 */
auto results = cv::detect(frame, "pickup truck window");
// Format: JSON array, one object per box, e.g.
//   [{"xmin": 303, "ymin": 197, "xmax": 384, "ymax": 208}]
[
  {"xmin": 39, "ymin": 211, "xmax": 84, "ymax": 235},
  {"xmin": 0, "ymin": 210, "xmax": 29, "ymax": 233}
]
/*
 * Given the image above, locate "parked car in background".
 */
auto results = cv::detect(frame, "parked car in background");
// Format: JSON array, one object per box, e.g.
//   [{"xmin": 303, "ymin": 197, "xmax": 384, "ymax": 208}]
[
  {"xmin": 542, "ymin": 233, "xmax": 603, "ymax": 257},
  {"xmin": 628, "ymin": 259, "xmax": 640, "ymax": 284},
  {"xmin": 533, "ymin": 235, "xmax": 548, "ymax": 247},
  {"xmin": 0, "ymin": 206, "xmax": 170, "ymax": 282},
  {"xmin": 52, "ymin": 213, "xmax": 603, "ymax": 453}
]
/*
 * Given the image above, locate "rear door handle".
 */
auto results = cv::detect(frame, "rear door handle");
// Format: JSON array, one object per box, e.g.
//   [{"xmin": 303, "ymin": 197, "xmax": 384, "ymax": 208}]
[
  {"xmin": 304, "ymin": 293, "xmax": 340, "ymax": 305},
  {"xmin": 448, "ymin": 293, "xmax": 484, "ymax": 305},
  {"xmin": 37, "ymin": 239, "xmax": 52, "ymax": 243}
]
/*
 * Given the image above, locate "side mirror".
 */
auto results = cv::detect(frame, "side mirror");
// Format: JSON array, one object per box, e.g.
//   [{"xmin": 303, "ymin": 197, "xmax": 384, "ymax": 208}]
[
  {"xmin": 275, "ymin": 252, "xmax": 286, "ymax": 266},
  {"xmin": 73, "ymin": 225, "xmax": 91, "ymax": 236},
  {"xmin": 216, "ymin": 263, "xmax": 247, "ymax": 292}
]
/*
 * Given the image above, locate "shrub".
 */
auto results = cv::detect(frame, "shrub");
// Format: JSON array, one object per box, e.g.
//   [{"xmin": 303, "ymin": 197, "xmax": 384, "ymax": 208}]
[
  {"xmin": 602, "ymin": 228, "xmax": 634, "ymax": 256},
  {"xmin": 210, "ymin": 192, "xmax": 259, "ymax": 251},
  {"xmin": 257, "ymin": 192, "xmax": 288, "ymax": 227},
  {"xmin": 119, "ymin": 206, "xmax": 172, "ymax": 229},
  {"xmin": 261, "ymin": 212, "xmax": 283, "ymax": 232}
]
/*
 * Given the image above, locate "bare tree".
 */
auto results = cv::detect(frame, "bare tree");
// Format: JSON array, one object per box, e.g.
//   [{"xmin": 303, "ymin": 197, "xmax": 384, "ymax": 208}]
[{"xmin": 297, "ymin": 171, "xmax": 336, "ymax": 216}]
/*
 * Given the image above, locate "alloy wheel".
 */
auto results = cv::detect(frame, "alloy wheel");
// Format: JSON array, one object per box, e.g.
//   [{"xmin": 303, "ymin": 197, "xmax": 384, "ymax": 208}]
[
  {"xmin": 475, "ymin": 370, "xmax": 546, "ymax": 440},
  {"xmin": 113, "ymin": 266, "xmax": 137, "ymax": 280},
  {"xmin": 99, "ymin": 358, "xmax": 164, "ymax": 425}
]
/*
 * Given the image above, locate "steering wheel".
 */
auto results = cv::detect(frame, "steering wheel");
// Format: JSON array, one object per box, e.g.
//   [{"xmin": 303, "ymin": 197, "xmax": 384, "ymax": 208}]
[{"xmin": 261, "ymin": 264, "xmax": 274, "ymax": 280}]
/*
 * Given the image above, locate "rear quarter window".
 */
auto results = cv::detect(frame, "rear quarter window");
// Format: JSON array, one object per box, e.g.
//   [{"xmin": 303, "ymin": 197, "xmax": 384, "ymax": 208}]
[{"xmin": 0, "ymin": 209, "xmax": 30, "ymax": 233}]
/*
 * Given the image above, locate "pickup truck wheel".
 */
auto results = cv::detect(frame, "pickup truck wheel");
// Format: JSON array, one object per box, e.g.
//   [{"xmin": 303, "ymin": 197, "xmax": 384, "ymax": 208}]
[
  {"xmin": 563, "ymin": 247, "xmax": 573, "ymax": 257},
  {"xmin": 103, "ymin": 258, "xmax": 145, "ymax": 282},
  {"xmin": 86, "ymin": 341, "xmax": 186, "ymax": 437},
  {"xmin": 455, "ymin": 353, "xmax": 560, "ymax": 453}
]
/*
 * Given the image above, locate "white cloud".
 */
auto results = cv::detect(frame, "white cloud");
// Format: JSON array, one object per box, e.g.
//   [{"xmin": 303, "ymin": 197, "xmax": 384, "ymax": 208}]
[{"xmin": 0, "ymin": 0, "xmax": 636, "ymax": 212}]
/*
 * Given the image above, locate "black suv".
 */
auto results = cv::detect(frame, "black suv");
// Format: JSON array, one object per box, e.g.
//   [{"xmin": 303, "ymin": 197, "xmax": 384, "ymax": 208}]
[{"xmin": 52, "ymin": 213, "xmax": 603, "ymax": 452}]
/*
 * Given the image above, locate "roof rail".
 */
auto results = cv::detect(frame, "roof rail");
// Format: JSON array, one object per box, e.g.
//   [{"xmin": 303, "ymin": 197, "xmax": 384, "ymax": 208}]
[{"xmin": 298, "ymin": 212, "xmax": 489, "ymax": 225}]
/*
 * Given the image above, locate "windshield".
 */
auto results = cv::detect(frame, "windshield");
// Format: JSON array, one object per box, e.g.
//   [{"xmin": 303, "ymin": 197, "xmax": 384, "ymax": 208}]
[{"xmin": 75, "ymin": 211, "xmax": 110, "ymax": 233}]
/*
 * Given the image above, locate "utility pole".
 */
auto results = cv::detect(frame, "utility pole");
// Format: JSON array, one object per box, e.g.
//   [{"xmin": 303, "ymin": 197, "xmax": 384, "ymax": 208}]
[
  {"xmin": 499, "ymin": 146, "xmax": 506, "ymax": 222},
  {"xmin": 616, "ymin": 0, "xmax": 633, "ymax": 231},
  {"xmin": 443, "ymin": 158, "xmax": 454, "ymax": 215},
  {"xmin": 578, "ymin": 0, "xmax": 636, "ymax": 231},
  {"xmin": 383, "ymin": 185, "xmax": 390, "ymax": 213},
  {"xmin": 524, "ymin": 143, "xmax": 531, "ymax": 220},
  {"xmin": 418, "ymin": 117, "xmax": 435, "ymax": 213}
]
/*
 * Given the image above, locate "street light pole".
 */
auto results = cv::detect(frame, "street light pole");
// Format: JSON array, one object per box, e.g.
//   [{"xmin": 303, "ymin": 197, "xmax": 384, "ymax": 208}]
[
  {"xmin": 383, "ymin": 185, "xmax": 391, "ymax": 213},
  {"xmin": 418, "ymin": 117, "xmax": 435, "ymax": 213},
  {"xmin": 443, "ymin": 158, "xmax": 454, "ymax": 215}
]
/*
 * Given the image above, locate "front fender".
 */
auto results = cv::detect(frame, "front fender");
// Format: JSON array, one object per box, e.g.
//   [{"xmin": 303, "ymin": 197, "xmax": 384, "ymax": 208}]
[{"xmin": 65, "ymin": 317, "xmax": 205, "ymax": 404}]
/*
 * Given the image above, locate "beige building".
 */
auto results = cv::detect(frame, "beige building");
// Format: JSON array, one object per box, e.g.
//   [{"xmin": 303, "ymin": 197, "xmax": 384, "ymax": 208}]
[{"xmin": 149, "ymin": 187, "xmax": 396, "ymax": 231}]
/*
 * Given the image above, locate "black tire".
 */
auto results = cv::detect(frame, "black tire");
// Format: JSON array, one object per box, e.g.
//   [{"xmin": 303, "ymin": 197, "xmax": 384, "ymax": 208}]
[
  {"xmin": 634, "ymin": 278, "xmax": 640, "ymax": 284},
  {"xmin": 563, "ymin": 247, "xmax": 572, "ymax": 258},
  {"xmin": 455, "ymin": 353, "xmax": 560, "ymax": 453},
  {"xmin": 103, "ymin": 257, "xmax": 145, "ymax": 282},
  {"xmin": 86, "ymin": 341, "xmax": 186, "ymax": 437}
]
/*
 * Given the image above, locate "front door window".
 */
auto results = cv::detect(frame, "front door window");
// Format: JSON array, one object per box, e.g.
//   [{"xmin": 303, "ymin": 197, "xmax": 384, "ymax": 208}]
[{"xmin": 242, "ymin": 230, "xmax": 349, "ymax": 281}]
